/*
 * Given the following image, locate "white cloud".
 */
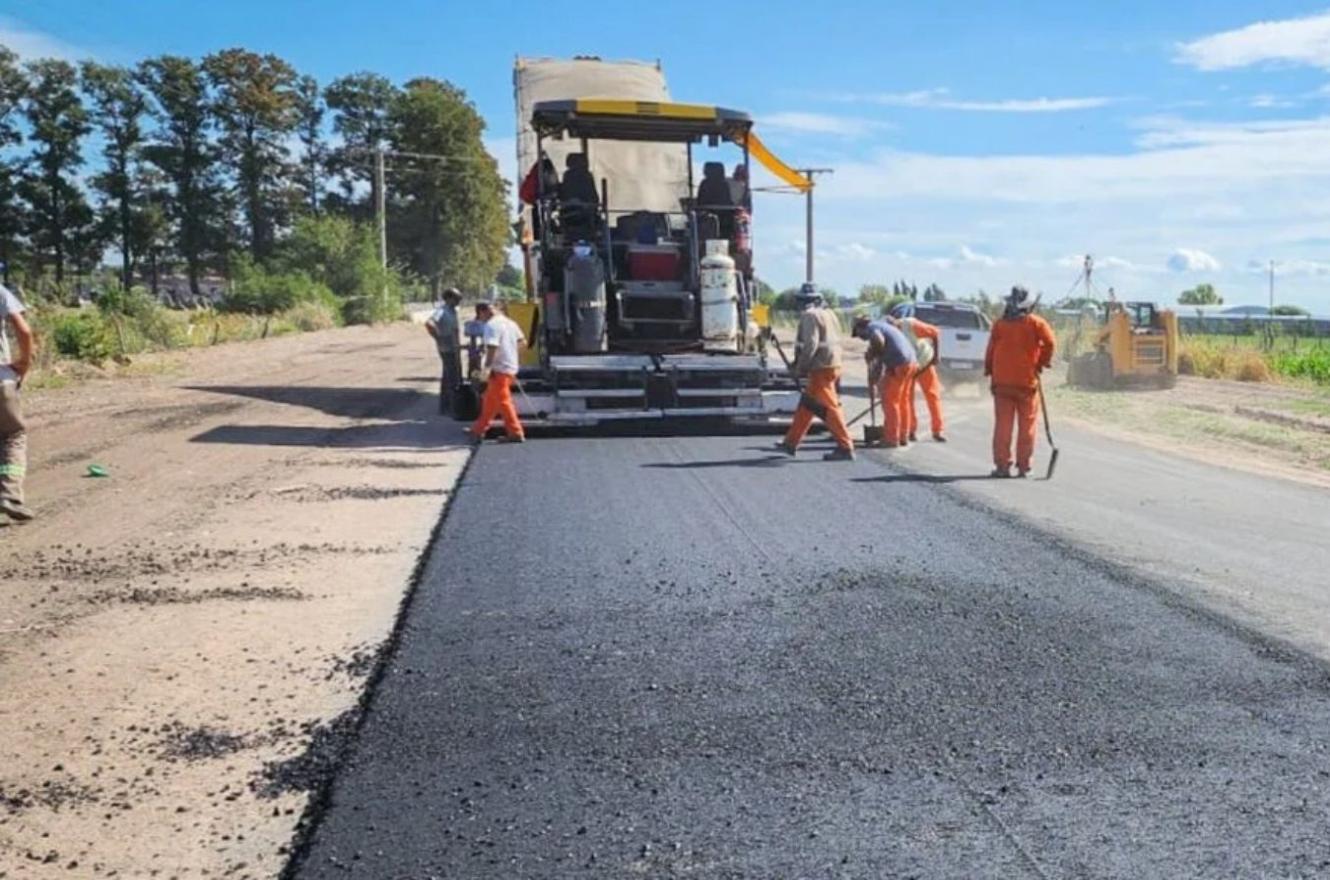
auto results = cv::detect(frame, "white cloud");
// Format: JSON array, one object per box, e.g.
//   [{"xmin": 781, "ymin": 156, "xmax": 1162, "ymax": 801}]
[
  {"xmin": 926, "ymin": 245, "xmax": 1005, "ymax": 269},
  {"xmin": 761, "ymin": 111, "xmax": 888, "ymax": 138},
  {"xmin": 1249, "ymin": 93, "xmax": 1298, "ymax": 109},
  {"xmin": 1168, "ymin": 248, "xmax": 1222, "ymax": 272},
  {"xmin": 0, "ymin": 15, "xmax": 88, "ymax": 61},
  {"xmin": 1055, "ymin": 254, "xmax": 1158, "ymax": 274},
  {"xmin": 1176, "ymin": 11, "xmax": 1330, "ymax": 71},
  {"xmin": 832, "ymin": 87, "xmax": 1115, "ymax": 113},
  {"xmin": 832, "ymin": 241, "xmax": 876, "ymax": 262}
]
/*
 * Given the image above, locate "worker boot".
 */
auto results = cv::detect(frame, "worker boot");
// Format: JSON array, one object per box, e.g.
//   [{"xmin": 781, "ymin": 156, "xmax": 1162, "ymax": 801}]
[
  {"xmin": 933, "ymin": 433, "xmax": 948, "ymax": 443},
  {"xmin": 774, "ymin": 440, "xmax": 797, "ymax": 457},
  {"xmin": 822, "ymin": 446, "xmax": 855, "ymax": 462},
  {"xmin": 0, "ymin": 498, "xmax": 33, "ymax": 522},
  {"xmin": 908, "ymin": 432, "xmax": 918, "ymax": 443},
  {"xmin": 990, "ymin": 466, "xmax": 1012, "ymax": 479}
]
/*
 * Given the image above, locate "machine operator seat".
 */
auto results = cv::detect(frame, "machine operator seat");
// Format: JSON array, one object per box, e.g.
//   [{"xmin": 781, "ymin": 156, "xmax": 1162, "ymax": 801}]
[
  {"xmin": 697, "ymin": 161, "xmax": 736, "ymax": 239},
  {"xmin": 560, "ymin": 153, "xmax": 600, "ymax": 208}
]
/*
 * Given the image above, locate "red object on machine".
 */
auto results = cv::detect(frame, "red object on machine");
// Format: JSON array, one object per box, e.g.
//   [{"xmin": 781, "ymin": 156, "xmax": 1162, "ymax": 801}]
[{"xmin": 627, "ymin": 243, "xmax": 681, "ymax": 280}]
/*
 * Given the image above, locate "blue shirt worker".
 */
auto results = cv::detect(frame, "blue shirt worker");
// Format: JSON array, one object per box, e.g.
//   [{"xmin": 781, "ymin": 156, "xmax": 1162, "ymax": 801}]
[{"xmin": 426, "ymin": 287, "xmax": 463, "ymax": 415}]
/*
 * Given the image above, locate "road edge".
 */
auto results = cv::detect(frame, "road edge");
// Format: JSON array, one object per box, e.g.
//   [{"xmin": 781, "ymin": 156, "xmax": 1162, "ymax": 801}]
[{"xmin": 276, "ymin": 442, "xmax": 478, "ymax": 879}]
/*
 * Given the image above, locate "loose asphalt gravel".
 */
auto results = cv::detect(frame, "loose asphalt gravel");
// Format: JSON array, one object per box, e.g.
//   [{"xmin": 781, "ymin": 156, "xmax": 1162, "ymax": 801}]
[{"xmin": 290, "ymin": 433, "xmax": 1330, "ymax": 879}]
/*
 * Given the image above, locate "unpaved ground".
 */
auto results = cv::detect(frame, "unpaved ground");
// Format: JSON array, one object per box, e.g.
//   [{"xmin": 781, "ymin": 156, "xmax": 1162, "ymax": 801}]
[{"xmin": 0, "ymin": 322, "xmax": 469, "ymax": 878}]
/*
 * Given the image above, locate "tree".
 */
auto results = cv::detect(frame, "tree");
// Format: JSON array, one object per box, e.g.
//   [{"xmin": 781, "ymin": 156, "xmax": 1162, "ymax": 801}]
[
  {"xmin": 19, "ymin": 58, "xmax": 92, "ymax": 286},
  {"xmin": 923, "ymin": 282, "xmax": 946, "ymax": 302},
  {"xmin": 324, "ymin": 72, "xmax": 397, "ymax": 217},
  {"xmin": 138, "ymin": 55, "xmax": 223, "ymax": 298},
  {"xmin": 0, "ymin": 47, "xmax": 27, "ymax": 284},
  {"xmin": 752, "ymin": 277, "xmax": 776, "ymax": 305},
  {"xmin": 859, "ymin": 284, "xmax": 892, "ymax": 304},
  {"xmin": 1271, "ymin": 304, "xmax": 1310, "ymax": 317},
  {"xmin": 204, "ymin": 48, "xmax": 300, "ymax": 262},
  {"xmin": 388, "ymin": 78, "xmax": 508, "ymax": 295},
  {"xmin": 81, "ymin": 62, "xmax": 149, "ymax": 290},
  {"xmin": 1179, "ymin": 283, "xmax": 1222, "ymax": 306},
  {"xmin": 293, "ymin": 74, "xmax": 326, "ymax": 215}
]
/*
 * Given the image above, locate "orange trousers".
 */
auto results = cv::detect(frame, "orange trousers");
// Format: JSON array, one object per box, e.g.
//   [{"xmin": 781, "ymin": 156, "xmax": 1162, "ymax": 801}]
[
  {"xmin": 908, "ymin": 366, "xmax": 945, "ymax": 437},
  {"xmin": 992, "ymin": 387, "xmax": 1039, "ymax": 471},
  {"xmin": 785, "ymin": 367, "xmax": 853, "ymax": 451},
  {"xmin": 469, "ymin": 372, "xmax": 525, "ymax": 439},
  {"xmin": 877, "ymin": 364, "xmax": 914, "ymax": 445}
]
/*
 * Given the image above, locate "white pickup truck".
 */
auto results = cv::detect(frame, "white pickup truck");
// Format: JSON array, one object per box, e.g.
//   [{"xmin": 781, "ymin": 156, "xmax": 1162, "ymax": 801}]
[{"xmin": 890, "ymin": 301, "xmax": 992, "ymax": 382}]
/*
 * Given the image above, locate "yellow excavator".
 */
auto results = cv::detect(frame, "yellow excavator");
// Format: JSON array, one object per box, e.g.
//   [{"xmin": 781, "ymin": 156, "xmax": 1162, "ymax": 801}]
[{"xmin": 1068, "ymin": 301, "xmax": 1179, "ymax": 389}]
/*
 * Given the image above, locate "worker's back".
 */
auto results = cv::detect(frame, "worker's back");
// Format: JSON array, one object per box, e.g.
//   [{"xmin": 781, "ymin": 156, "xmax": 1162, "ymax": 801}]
[
  {"xmin": 796, "ymin": 307, "xmax": 842, "ymax": 371},
  {"xmin": 987, "ymin": 313, "xmax": 1055, "ymax": 391}
]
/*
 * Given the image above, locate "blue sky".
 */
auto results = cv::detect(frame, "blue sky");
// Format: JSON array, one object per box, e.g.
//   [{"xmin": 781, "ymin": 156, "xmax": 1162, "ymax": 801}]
[{"xmin": 5, "ymin": 1, "xmax": 1330, "ymax": 308}]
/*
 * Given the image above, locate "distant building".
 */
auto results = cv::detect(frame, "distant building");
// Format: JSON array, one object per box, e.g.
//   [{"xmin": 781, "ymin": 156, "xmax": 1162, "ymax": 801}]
[{"xmin": 151, "ymin": 275, "xmax": 227, "ymax": 308}]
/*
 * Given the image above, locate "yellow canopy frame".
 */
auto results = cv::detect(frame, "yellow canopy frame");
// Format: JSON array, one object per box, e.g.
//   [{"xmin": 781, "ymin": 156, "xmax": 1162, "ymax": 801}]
[{"xmin": 738, "ymin": 131, "xmax": 812, "ymax": 193}]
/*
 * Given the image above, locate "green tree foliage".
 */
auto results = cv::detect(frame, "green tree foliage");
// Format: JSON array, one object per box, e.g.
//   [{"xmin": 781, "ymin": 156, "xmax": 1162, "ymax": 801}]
[
  {"xmin": 81, "ymin": 62, "xmax": 149, "ymax": 290},
  {"xmin": 388, "ymin": 78, "xmax": 507, "ymax": 295},
  {"xmin": 204, "ymin": 48, "xmax": 300, "ymax": 261},
  {"xmin": 138, "ymin": 56, "xmax": 226, "ymax": 298},
  {"xmin": 1271, "ymin": 304, "xmax": 1310, "ymax": 317},
  {"xmin": 1179, "ymin": 283, "xmax": 1222, "ymax": 306},
  {"xmin": 324, "ymin": 72, "xmax": 397, "ymax": 216},
  {"xmin": 751, "ymin": 277, "xmax": 776, "ymax": 305},
  {"xmin": 293, "ymin": 75, "xmax": 325, "ymax": 215},
  {"xmin": 0, "ymin": 46, "xmax": 27, "ymax": 283},
  {"xmin": 269, "ymin": 213, "xmax": 403, "ymax": 323},
  {"xmin": 20, "ymin": 58, "xmax": 93, "ymax": 285},
  {"xmin": 922, "ymin": 282, "xmax": 946, "ymax": 302}
]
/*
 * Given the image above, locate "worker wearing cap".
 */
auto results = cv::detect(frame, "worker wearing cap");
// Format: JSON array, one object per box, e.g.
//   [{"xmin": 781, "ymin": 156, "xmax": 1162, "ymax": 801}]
[
  {"xmin": 0, "ymin": 281, "xmax": 35, "ymax": 522},
  {"xmin": 468, "ymin": 301, "xmax": 527, "ymax": 443},
  {"xmin": 894, "ymin": 315, "xmax": 946, "ymax": 442},
  {"xmin": 985, "ymin": 286, "xmax": 1056, "ymax": 478},
  {"xmin": 777, "ymin": 284, "xmax": 854, "ymax": 461},
  {"xmin": 426, "ymin": 287, "xmax": 463, "ymax": 415},
  {"xmin": 853, "ymin": 315, "xmax": 917, "ymax": 448}
]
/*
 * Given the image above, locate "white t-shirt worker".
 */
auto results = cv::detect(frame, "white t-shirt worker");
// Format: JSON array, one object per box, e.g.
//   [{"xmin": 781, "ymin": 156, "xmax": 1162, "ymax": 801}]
[{"xmin": 467, "ymin": 303, "xmax": 527, "ymax": 442}]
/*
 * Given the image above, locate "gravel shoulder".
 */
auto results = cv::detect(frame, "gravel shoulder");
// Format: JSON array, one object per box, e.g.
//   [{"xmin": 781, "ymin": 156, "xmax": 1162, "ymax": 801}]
[{"xmin": 0, "ymin": 322, "xmax": 468, "ymax": 879}]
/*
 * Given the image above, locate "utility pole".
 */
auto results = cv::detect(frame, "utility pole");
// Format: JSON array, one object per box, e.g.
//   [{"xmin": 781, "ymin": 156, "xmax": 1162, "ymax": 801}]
[
  {"xmin": 800, "ymin": 168, "xmax": 834, "ymax": 283},
  {"xmin": 374, "ymin": 147, "xmax": 387, "ymax": 273}
]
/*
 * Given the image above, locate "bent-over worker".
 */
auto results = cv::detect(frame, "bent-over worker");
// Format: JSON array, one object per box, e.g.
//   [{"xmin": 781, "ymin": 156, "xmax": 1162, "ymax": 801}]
[
  {"xmin": 777, "ymin": 284, "xmax": 854, "ymax": 461},
  {"xmin": 468, "ymin": 301, "xmax": 527, "ymax": 444},
  {"xmin": 1, "ymin": 281, "xmax": 35, "ymax": 522},
  {"xmin": 984, "ymin": 286, "xmax": 1056, "ymax": 478},
  {"xmin": 853, "ymin": 315, "xmax": 917, "ymax": 448},
  {"xmin": 894, "ymin": 315, "xmax": 946, "ymax": 442},
  {"xmin": 426, "ymin": 287, "xmax": 463, "ymax": 415}
]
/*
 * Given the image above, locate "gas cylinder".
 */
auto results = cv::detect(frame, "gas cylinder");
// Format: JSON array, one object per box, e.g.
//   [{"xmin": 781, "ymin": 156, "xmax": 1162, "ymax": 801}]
[{"xmin": 700, "ymin": 241, "xmax": 739, "ymax": 352}]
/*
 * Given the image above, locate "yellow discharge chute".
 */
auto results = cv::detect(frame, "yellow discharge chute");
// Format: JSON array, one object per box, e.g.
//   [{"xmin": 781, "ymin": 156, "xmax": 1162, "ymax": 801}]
[{"xmin": 739, "ymin": 131, "xmax": 812, "ymax": 193}]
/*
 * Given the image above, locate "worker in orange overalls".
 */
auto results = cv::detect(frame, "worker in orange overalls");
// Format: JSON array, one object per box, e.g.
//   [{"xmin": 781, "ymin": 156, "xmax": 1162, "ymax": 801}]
[
  {"xmin": 468, "ymin": 301, "xmax": 527, "ymax": 444},
  {"xmin": 776, "ymin": 284, "xmax": 855, "ymax": 461},
  {"xmin": 894, "ymin": 315, "xmax": 946, "ymax": 443},
  {"xmin": 984, "ymin": 286, "xmax": 1056, "ymax": 478},
  {"xmin": 852, "ymin": 315, "xmax": 917, "ymax": 448}
]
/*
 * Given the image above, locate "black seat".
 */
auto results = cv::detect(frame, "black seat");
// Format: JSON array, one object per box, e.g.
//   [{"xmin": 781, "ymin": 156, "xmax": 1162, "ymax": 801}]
[
  {"xmin": 697, "ymin": 161, "xmax": 734, "ymax": 208},
  {"xmin": 560, "ymin": 153, "xmax": 599, "ymax": 207}
]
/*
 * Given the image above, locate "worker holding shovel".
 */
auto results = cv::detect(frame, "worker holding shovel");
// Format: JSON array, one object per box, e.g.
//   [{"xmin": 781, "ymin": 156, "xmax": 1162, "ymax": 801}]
[
  {"xmin": 853, "ymin": 316, "xmax": 917, "ymax": 449},
  {"xmin": 775, "ymin": 284, "xmax": 855, "ymax": 461},
  {"xmin": 985, "ymin": 286, "xmax": 1056, "ymax": 478}
]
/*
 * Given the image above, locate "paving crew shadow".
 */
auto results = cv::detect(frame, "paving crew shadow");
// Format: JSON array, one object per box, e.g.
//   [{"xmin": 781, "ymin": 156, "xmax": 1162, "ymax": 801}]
[
  {"xmin": 852, "ymin": 472, "xmax": 996, "ymax": 484},
  {"xmin": 642, "ymin": 455, "xmax": 814, "ymax": 470}
]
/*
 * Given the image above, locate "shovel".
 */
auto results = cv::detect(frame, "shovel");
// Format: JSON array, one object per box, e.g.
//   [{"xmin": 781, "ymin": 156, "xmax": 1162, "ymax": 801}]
[
  {"xmin": 1037, "ymin": 375, "xmax": 1060, "ymax": 480},
  {"xmin": 862, "ymin": 381, "xmax": 883, "ymax": 445}
]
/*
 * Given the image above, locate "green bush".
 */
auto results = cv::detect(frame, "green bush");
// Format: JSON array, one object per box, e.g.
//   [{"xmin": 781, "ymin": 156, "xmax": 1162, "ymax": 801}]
[
  {"xmin": 50, "ymin": 310, "xmax": 112, "ymax": 362},
  {"xmin": 222, "ymin": 255, "xmax": 339, "ymax": 315},
  {"xmin": 283, "ymin": 299, "xmax": 342, "ymax": 333}
]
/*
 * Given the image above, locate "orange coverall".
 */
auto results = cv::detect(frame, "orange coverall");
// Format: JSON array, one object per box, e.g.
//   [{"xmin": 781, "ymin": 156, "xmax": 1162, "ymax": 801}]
[
  {"xmin": 877, "ymin": 364, "xmax": 914, "ymax": 446},
  {"xmin": 469, "ymin": 373, "xmax": 525, "ymax": 441},
  {"xmin": 984, "ymin": 313, "xmax": 1056, "ymax": 472},
  {"xmin": 784, "ymin": 367, "xmax": 853, "ymax": 451},
  {"xmin": 904, "ymin": 318, "xmax": 945, "ymax": 437}
]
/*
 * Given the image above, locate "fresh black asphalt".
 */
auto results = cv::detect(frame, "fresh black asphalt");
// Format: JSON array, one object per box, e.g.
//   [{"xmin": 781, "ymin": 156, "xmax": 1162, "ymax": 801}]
[{"xmin": 292, "ymin": 434, "xmax": 1330, "ymax": 878}]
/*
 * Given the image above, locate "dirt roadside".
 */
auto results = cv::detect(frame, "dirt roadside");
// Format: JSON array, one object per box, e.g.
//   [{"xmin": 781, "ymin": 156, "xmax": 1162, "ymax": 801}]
[{"xmin": 0, "ymin": 322, "xmax": 469, "ymax": 879}]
